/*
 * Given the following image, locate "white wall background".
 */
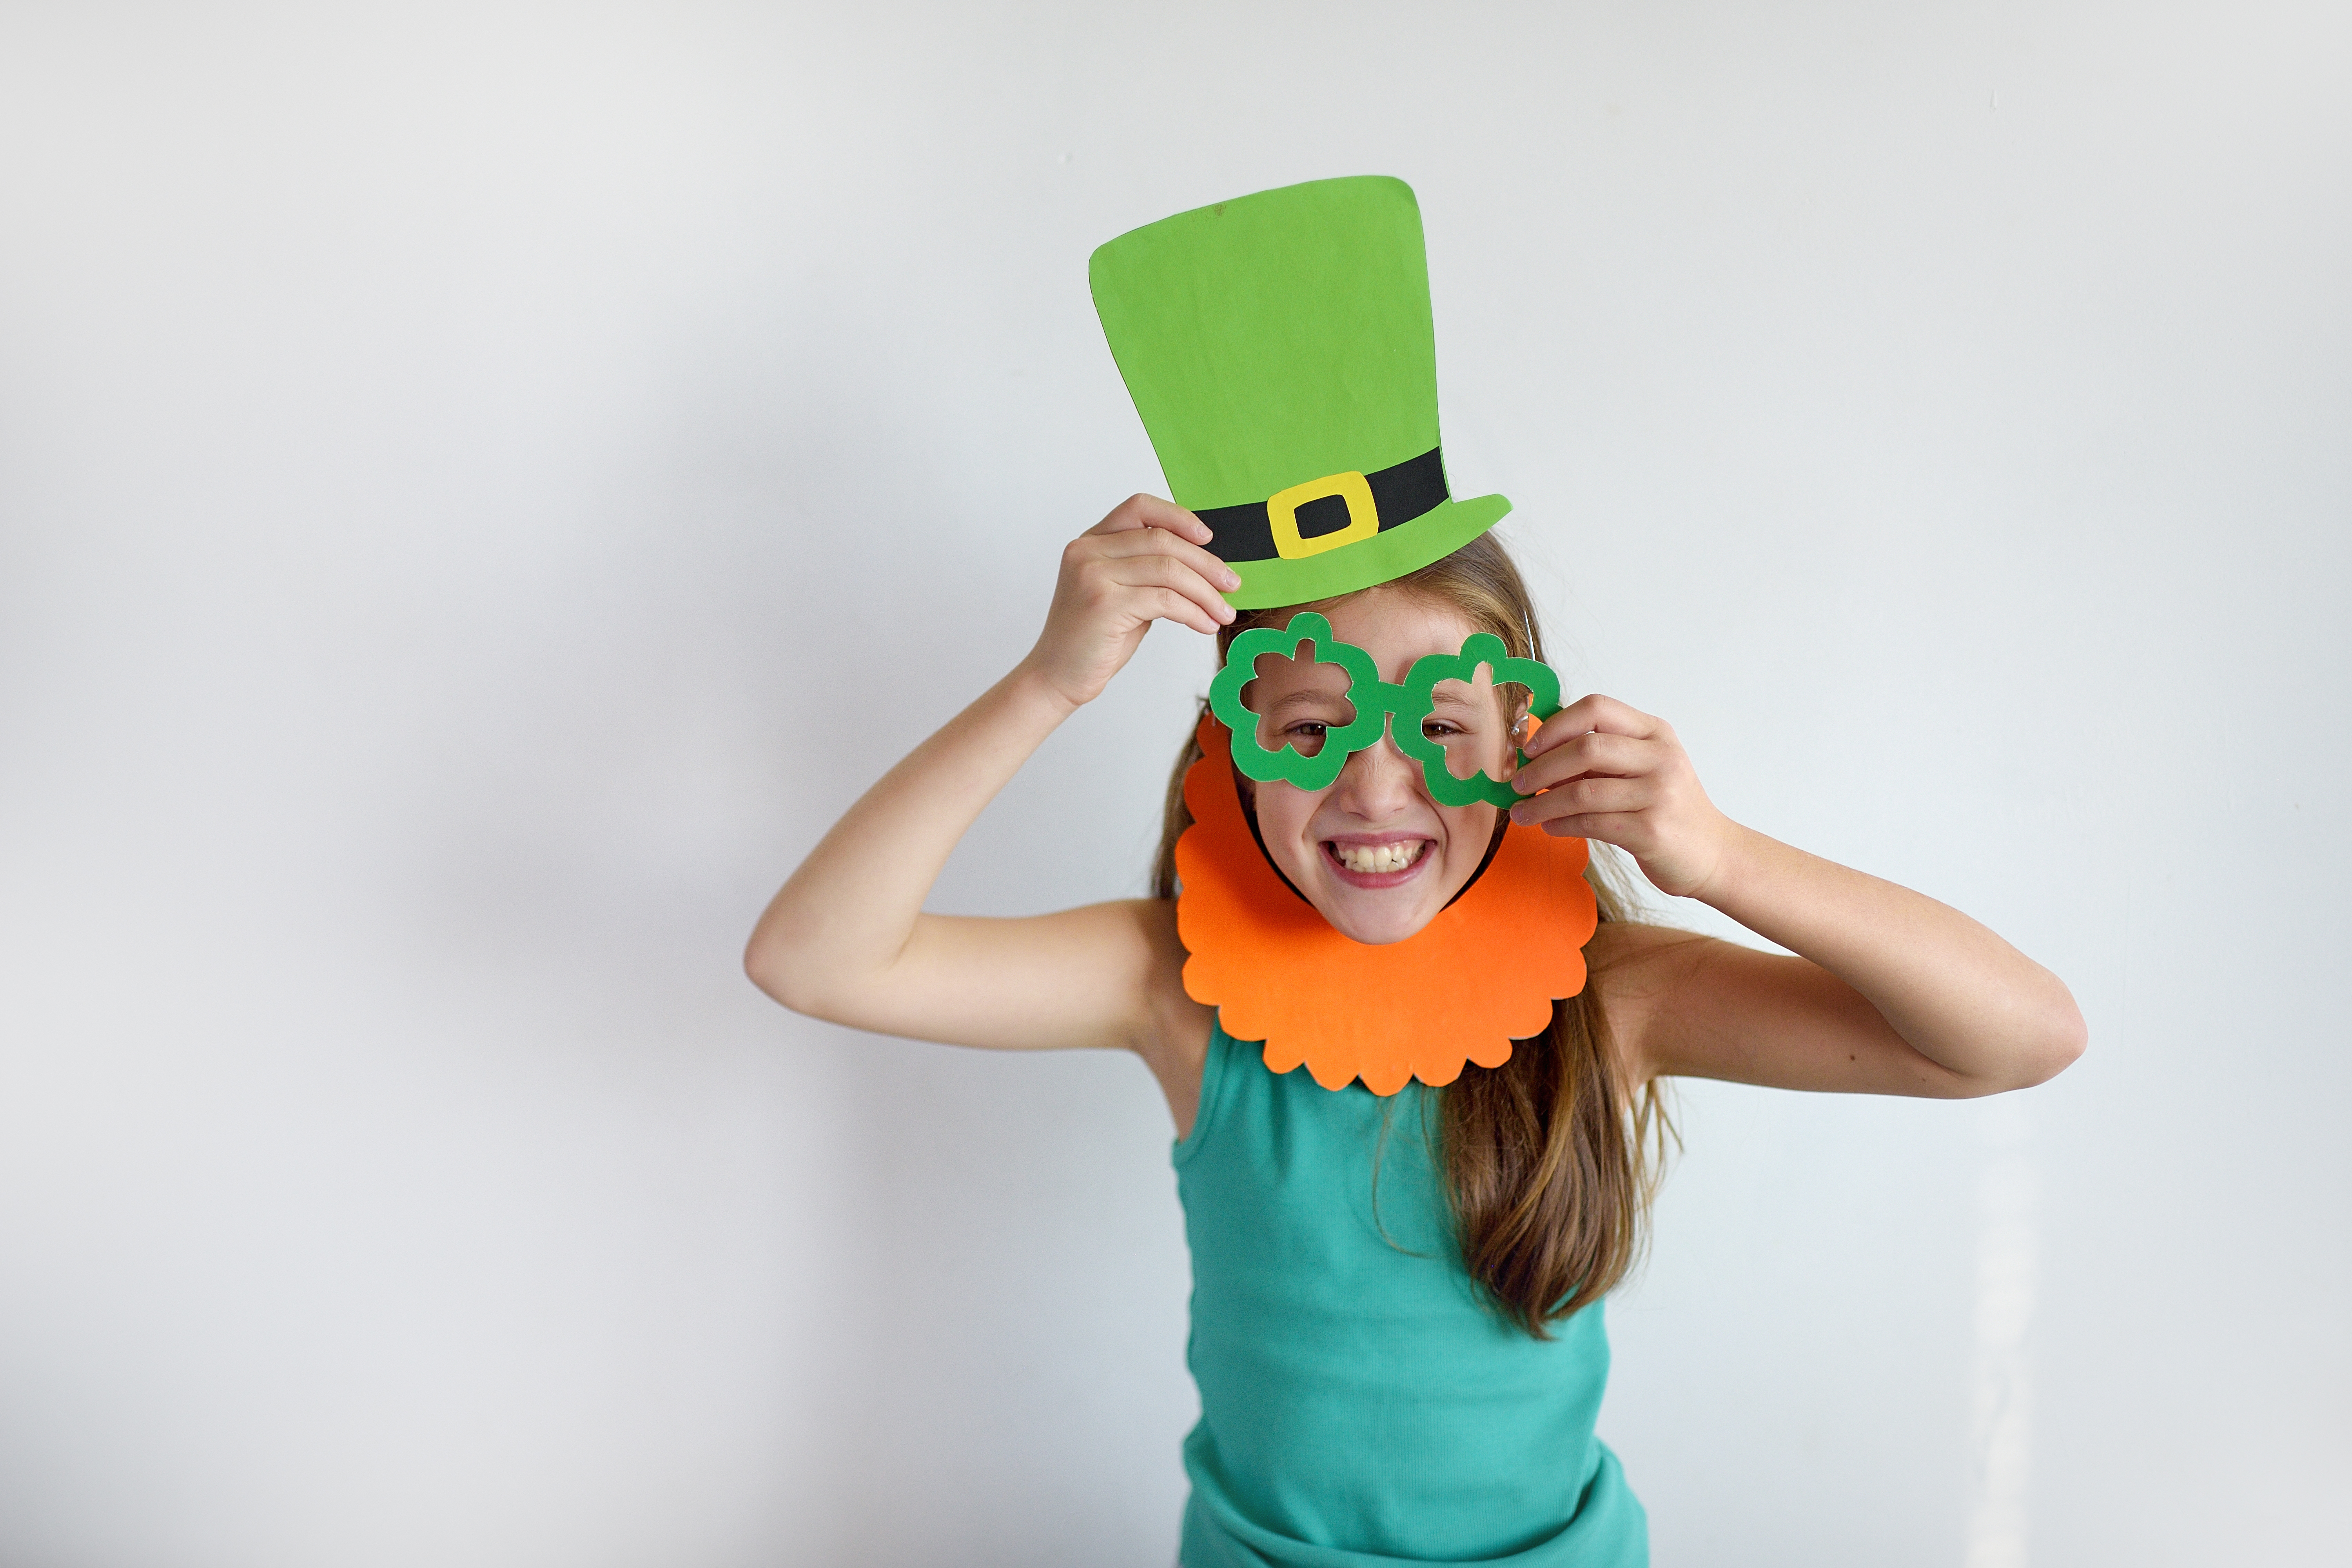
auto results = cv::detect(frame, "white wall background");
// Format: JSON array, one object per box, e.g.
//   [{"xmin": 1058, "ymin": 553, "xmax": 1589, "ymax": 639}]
[{"xmin": 2, "ymin": 3, "xmax": 2345, "ymax": 1564}]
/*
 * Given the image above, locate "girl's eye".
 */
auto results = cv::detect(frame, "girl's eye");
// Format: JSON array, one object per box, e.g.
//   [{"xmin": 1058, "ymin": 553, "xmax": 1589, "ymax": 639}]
[
  {"xmin": 1422, "ymin": 720, "xmax": 1462, "ymax": 739},
  {"xmin": 1277, "ymin": 719, "xmax": 1330, "ymax": 757}
]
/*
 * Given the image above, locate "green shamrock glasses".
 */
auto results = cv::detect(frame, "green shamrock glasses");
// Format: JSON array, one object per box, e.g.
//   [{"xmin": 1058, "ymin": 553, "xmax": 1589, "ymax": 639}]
[{"xmin": 1207, "ymin": 612, "xmax": 1565, "ymax": 807}]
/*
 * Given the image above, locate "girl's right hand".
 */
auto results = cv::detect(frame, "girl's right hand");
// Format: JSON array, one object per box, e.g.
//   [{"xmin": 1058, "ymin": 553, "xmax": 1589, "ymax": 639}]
[{"xmin": 1018, "ymin": 494, "xmax": 1240, "ymax": 710}]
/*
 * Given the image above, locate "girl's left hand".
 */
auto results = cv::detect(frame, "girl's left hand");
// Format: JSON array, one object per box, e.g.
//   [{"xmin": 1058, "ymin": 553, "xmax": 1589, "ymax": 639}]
[{"xmin": 1506, "ymin": 694, "xmax": 1739, "ymax": 900}]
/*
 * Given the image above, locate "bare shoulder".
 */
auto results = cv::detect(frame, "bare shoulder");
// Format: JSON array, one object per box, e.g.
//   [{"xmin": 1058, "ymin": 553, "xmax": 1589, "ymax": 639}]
[
  {"xmin": 1120, "ymin": 898, "xmax": 1218, "ymax": 1137},
  {"xmin": 1582, "ymin": 920, "xmax": 1734, "ymax": 1087},
  {"xmin": 1584, "ymin": 919, "xmax": 1722, "ymax": 1004}
]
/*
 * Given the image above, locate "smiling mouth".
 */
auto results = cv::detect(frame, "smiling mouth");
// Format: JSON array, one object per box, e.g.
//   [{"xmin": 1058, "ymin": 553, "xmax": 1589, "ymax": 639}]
[{"xmin": 1324, "ymin": 838, "xmax": 1432, "ymax": 881}]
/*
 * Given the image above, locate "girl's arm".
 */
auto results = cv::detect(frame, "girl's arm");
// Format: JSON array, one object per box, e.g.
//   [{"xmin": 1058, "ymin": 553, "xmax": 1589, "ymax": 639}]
[
  {"xmin": 744, "ymin": 497, "xmax": 1229, "ymax": 1088},
  {"xmin": 1509, "ymin": 696, "xmax": 2087, "ymax": 1096}
]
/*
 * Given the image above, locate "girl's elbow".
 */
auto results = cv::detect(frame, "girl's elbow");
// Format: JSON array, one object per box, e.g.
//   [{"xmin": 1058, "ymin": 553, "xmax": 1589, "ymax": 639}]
[
  {"xmin": 2049, "ymin": 1005, "xmax": 2091, "ymax": 1078},
  {"xmin": 1947, "ymin": 994, "xmax": 2086, "ymax": 1097},
  {"xmin": 2011, "ymin": 996, "xmax": 2089, "ymax": 1090},
  {"xmin": 743, "ymin": 933, "xmax": 834, "ymax": 1019}
]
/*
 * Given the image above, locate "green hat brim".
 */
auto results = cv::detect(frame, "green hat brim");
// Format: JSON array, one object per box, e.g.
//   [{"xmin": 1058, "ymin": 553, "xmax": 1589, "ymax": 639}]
[{"xmin": 1223, "ymin": 493, "xmax": 1511, "ymax": 610}]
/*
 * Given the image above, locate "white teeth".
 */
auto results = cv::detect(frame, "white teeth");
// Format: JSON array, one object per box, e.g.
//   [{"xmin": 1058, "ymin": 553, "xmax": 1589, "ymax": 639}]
[{"xmin": 1334, "ymin": 841, "xmax": 1425, "ymax": 874}]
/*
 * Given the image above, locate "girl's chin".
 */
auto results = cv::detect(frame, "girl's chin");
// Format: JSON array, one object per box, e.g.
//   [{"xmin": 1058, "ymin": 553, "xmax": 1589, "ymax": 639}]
[
  {"xmin": 1301, "ymin": 878, "xmax": 1449, "ymax": 946},
  {"xmin": 1310, "ymin": 898, "xmax": 1444, "ymax": 946},
  {"xmin": 1332, "ymin": 919, "xmax": 1433, "ymax": 946}
]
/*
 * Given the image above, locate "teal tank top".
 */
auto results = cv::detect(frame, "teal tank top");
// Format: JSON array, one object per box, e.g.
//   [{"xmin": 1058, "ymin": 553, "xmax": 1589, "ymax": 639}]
[{"xmin": 1174, "ymin": 1022, "xmax": 1647, "ymax": 1567}]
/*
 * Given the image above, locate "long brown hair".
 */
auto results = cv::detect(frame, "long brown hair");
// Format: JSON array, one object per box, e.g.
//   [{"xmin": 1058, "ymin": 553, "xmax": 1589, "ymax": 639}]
[{"xmin": 1150, "ymin": 531, "xmax": 1674, "ymax": 1337}]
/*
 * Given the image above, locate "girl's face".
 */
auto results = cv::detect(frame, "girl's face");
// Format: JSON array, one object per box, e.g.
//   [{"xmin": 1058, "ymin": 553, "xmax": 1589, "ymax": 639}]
[{"xmin": 1240, "ymin": 589, "xmax": 1521, "ymax": 946}]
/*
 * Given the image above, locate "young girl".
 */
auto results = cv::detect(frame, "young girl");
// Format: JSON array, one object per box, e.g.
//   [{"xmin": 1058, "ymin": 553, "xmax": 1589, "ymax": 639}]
[{"xmin": 746, "ymin": 179, "xmax": 2084, "ymax": 1567}]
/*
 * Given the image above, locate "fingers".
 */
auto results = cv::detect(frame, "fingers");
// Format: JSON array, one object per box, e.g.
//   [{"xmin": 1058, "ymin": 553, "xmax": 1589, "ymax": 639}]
[
  {"xmin": 1067, "ymin": 505, "xmax": 1239, "ymax": 630},
  {"xmin": 1087, "ymin": 493, "xmax": 1215, "ymax": 551},
  {"xmin": 1521, "ymin": 692, "xmax": 1661, "ymax": 755},
  {"xmin": 1509, "ymin": 773, "xmax": 1651, "ymax": 826},
  {"xmin": 1140, "ymin": 586, "xmax": 1223, "ymax": 636},
  {"xmin": 1093, "ymin": 519, "xmax": 1241, "ymax": 596},
  {"xmin": 1506, "ymin": 720, "xmax": 1666, "ymax": 827},
  {"xmin": 1108, "ymin": 551, "xmax": 1236, "ymax": 628},
  {"xmin": 1510, "ymin": 728, "xmax": 1657, "ymax": 794},
  {"xmin": 1537, "ymin": 812, "xmax": 1643, "ymax": 843},
  {"xmin": 1499, "ymin": 692, "xmax": 1723, "ymax": 896},
  {"xmin": 1071, "ymin": 497, "xmax": 1240, "ymax": 632}
]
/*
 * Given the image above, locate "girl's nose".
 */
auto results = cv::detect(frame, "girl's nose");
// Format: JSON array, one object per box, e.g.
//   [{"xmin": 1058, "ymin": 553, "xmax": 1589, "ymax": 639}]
[{"xmin": 1328, "ymin": 719, "xmax": 1420, "ymax": 817}]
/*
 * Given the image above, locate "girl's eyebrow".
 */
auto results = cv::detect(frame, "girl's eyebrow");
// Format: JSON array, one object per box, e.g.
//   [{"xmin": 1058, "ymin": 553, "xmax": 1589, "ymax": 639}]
[
  {"xmin": 1425, "ymin": 685, "xmax": 1493, "ymax": 715},
  {"xmin": 1259, "ymin": 688, "xmax": 1356, "ymax": 715}
]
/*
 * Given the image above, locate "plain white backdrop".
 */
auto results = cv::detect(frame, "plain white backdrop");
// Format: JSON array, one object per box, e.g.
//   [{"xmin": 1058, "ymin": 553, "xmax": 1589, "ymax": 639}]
[{"xmin": 2, "ymin": 3, "xmax": 2346, "ymax": 1564}]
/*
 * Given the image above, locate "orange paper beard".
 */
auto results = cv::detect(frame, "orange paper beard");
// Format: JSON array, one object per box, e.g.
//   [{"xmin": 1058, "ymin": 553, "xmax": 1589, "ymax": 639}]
[{"xmin": 1174, "ymin": 717, "xmax": 1601, "ymax": 1096}]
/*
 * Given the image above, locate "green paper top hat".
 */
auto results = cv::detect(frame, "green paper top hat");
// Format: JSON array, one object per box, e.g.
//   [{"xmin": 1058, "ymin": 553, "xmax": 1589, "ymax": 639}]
[{"xmin": 1089, "ymin": 175, "xmax": 1509, "ymax": 609}]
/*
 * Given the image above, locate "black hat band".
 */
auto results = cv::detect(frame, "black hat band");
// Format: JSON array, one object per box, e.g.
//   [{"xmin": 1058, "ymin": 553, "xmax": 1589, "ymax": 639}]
[{"xmin": 1196, "ymin": 446, "xmax": 1449, "ymax": 566}]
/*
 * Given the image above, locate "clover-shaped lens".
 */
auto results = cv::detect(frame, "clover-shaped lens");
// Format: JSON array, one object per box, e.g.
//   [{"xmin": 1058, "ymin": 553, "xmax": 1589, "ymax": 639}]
[
  {"xmin": 1241, "ymin": 647, "xmax": 1355, "ymax": 758},
  {"xmin": 1208, "ymin": 613, "xmax": 1386, "ymax": 791},
  {"xmin": 1395, "ymin": 634, "xmax": 1563, "ymax": 808},
  {"xmin": 1419, "ymin": 668, "xmax": 1525, "ymax": 780}
]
